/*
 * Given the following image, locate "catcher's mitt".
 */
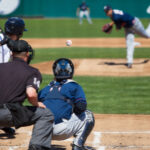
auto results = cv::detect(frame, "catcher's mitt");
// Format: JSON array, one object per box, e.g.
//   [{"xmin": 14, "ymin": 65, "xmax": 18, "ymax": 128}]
[{"xmin": 102, "ymin": 24, "xmax": 113, "ymax": 33}]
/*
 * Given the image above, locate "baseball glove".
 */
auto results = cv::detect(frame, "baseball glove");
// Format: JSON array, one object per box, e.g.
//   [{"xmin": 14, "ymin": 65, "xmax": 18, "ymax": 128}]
[{"xmin": 102, "ymin": 24, "xmax": 113, "ymax": 33}]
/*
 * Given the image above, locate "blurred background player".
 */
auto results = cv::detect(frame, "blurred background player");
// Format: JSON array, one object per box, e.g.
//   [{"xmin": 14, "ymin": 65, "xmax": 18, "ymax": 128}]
[
  {"xmin": 0, "ymin": 17, "xmax": 27, "ymax": 63},
  {"xmin": 0, "ymin": 17, "xmax": 27, "ymax": 135},
  {"xmin": 76, "ymin": 1, "xmax": 92, "ymax": 24},
  {"xmin": 103, "ymin": 5, "xmax": 150, "ymax": 68},
  {"xmin": 38, "ymin": 58, "xmax": 95, "ymax": 150}
]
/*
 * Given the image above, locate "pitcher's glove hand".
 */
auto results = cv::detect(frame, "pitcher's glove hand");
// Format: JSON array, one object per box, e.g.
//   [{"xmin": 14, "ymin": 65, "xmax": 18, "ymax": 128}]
[{"xmin": 102, "ymin": 24, "xmax": 113, "ymax": 33}]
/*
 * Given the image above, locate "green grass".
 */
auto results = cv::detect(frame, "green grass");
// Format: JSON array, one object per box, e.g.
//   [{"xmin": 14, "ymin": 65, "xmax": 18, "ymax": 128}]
[
  {"xmin": 0, "ymin": 18, "xmax": 150, "ymax": 38},
  {"xmin": 24, "ymin": 75, "xmax": 150, "ymax": 114},
  {"xmin": 31, "ymin": 47, "xmax": 150, "ymax": 63}
]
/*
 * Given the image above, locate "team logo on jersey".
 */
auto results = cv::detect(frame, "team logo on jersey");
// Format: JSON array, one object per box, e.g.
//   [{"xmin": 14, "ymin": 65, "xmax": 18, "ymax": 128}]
[{"xmin": 0, "ymin": 0, "xmax": 20, "ymax": 15}]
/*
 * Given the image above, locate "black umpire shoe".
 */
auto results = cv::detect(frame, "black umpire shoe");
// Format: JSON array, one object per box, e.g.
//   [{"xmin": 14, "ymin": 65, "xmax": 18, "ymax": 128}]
[
  {"xmin": 2, "ymin": 127, "xmax": 15, "ymax": 135},
  {"xmin": 72, "ymin": 144, "xmax": 95, "ymax": 150},
  {"xmin": 28, "ymin": 145, "xmax": 51, "ymax": 150}
]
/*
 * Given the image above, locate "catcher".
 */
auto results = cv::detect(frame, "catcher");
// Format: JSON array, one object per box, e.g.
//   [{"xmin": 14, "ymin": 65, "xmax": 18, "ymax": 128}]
[
  {"xmin": 102, "ymin": 5, "xmax": 150, "ymax": 68},
  {"xmin": 38, "ymin": 58, "xmax": 95, "ymax": 150}
]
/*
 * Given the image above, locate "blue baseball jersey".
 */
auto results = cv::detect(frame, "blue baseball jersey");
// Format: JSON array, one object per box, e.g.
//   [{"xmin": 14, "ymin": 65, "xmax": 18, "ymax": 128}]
[
  {"xmin": 38, "ymin": 79, "xmax": 87, "ymax": 124},
  {"xmin": 112, "ymin": 9, "xmax": 135, "ymax": 28},
  {"xmin": 79, "ymin": 3, "xmax": 88, "ymax": 11}
]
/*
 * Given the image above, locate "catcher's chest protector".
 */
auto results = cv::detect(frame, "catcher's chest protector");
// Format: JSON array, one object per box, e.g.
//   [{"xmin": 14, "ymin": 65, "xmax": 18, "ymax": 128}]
[{"xmin": 45, "ymin": 82, "xmax": 74, "ymax": 107}]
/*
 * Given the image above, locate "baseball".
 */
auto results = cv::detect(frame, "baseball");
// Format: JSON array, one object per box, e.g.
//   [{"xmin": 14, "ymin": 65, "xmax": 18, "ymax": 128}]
[{"xmin": 66, "ymin": 40, "xmax": 72, "ymax": 47}]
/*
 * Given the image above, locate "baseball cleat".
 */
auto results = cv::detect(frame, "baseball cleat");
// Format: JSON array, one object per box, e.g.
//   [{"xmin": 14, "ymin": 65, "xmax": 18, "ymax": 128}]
[
  {"xmin": 2, "ymin": 127, "xmax": 15, "ymax": 135},
  {"xmin": 127, "ymin": 63, "xmax": 132, "ymax": 68}
]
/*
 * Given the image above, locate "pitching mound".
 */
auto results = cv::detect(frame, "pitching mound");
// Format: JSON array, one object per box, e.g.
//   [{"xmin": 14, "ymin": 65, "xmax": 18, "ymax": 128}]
[{"xmin": 31, "ymin": 58, "xmax": 150, "ymax": 77}]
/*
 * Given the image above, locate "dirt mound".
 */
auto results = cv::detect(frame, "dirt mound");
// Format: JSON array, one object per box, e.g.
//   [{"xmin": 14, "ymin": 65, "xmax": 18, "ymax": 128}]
[{"xmin": 31, "ymin": 58, "xmax": 150, "ymax": 77}]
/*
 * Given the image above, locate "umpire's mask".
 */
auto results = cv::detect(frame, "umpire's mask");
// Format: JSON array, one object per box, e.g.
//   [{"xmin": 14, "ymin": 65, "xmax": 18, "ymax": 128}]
[{"xmin": 53, "ymin": 58, "xmax": 74, "ymax": 80}]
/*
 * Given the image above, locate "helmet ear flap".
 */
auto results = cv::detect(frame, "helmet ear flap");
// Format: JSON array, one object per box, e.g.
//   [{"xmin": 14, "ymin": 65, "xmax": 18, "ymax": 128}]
[{"xmin": 53, "ymin": 58, "xmax": 74, "ymax": 80}]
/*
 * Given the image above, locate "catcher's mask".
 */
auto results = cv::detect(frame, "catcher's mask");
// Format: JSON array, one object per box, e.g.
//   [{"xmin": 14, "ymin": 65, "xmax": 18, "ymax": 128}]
[
  {"xmin": 8, "ymin": 40, "xmax": 34, "ymax": 64},
  {"xmin": 53, "ymin": 58, "xmax": 74, "ymax": 80},
  {"xmin": 5, "ymin": 17, "xmax": 27, "ymax": 36}
]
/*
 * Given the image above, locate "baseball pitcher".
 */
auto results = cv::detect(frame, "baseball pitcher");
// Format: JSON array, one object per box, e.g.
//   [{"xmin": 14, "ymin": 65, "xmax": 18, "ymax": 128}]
[{"xmin": 103, "ymin": 5, "xmax": 150, "ymax": 68}]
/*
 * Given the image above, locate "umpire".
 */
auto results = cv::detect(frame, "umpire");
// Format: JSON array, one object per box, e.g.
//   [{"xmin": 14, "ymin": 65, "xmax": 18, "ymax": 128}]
[{"xmin": 0, "ymin": 39, "xmax": 54, "ymax": 150}]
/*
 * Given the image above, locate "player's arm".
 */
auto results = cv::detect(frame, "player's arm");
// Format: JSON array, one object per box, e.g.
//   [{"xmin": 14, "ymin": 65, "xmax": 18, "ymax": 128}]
[
  {"xmin": 73, "ymin": 84, "xmax": 87, "ymax": 115},
  {"xmin": 26, "ymin": 71, "xmax": 46, "ymax": 108},
  {"xmin": 109, "ymin": 21, "xmax": 114, "ymax": 27},
  {"xmin": 26, "ymin": 87, "xmax": 46, "ymax": 108}
]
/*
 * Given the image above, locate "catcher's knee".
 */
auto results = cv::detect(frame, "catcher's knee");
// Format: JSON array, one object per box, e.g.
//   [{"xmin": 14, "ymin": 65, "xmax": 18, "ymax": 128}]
[{"xmin": 74, "ymin": 110, "xmax": 95, "ymax": 147}]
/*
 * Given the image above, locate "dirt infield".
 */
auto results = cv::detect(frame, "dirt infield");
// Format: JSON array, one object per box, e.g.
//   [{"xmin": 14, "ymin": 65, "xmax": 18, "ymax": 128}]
[
  {"xmin": 31, "ymin": 58, "xmax": 150, "ymax": 77},
  {"xmin": 24, "ymin": 38, "xmax": 150, "ymax": 48},
  {"xmin": 1, "ymin": 114, "xmax": 150, "ymax": 150}
]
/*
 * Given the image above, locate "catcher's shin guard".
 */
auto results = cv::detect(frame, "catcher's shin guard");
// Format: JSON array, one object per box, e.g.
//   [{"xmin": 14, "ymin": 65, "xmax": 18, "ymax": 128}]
[{"xmin": 74, "ymin": 110, "xmax": 95, "ymax": 148}]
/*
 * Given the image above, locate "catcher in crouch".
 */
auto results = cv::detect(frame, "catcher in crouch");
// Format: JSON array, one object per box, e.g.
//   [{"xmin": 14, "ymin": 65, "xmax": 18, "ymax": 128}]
[
  {"xmin": 102, "ymin": 5, "xmax": 150, "ymax": 68},
  {"xmin": 38, "ymin": 58, "xmax": 95, "ymax": 150}
]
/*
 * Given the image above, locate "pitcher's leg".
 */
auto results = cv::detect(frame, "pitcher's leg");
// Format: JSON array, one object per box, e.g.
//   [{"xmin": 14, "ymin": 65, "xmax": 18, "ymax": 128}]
[
  {"xmin": 125, "ymin": 29, "xmax": 135, "ymax": 68},
  {"xmin": 133, "ymin": 17, "xmax": 150, "ymax": 38}
]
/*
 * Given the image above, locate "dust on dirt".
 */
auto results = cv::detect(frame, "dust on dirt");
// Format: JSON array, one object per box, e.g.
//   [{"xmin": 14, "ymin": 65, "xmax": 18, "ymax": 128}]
[{"xmin": 1, "ymin": 114, "xmax": 150, "ymax": 150}]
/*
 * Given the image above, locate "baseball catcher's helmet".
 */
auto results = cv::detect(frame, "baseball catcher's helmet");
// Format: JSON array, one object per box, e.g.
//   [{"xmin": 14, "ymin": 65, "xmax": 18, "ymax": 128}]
[
  {"xmin": 53, "ymin": 58, "xmax": 74, "ymax": 80},
  {"xmin": 5, "ymin": 17, "xmax": 27, "ymax": 35}
]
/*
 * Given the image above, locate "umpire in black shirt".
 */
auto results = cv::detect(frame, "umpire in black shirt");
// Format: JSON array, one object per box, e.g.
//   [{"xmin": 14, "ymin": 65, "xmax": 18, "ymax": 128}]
[{"xmin": 0, "ymin": 40, "xmax": 54, "ymax": 150}]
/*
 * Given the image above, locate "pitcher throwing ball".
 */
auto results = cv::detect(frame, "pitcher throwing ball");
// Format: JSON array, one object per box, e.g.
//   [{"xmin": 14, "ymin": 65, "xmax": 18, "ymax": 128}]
[{"xmin": 103, "ymin": 5, "xmax": 150, "ymax": 68}]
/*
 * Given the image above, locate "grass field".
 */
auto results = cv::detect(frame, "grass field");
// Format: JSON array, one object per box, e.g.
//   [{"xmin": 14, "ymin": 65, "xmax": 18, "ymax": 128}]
[
  {"xmin": 32, "ymin": 47, "xmax": 150, "ymax": 63},
  {"xmin": 26, "ymin": 46, "xmax": 150, "ymax": 115},
  {"xmin": 40, "ymin": 75, "xmax": 150, "ymax": 114},
  {"xmin": 7, "ymin": 18, "xmax": 149, "ymax": 115},
  {"xmin": 0, "ymin": 18, "xmax": 150, "ymax": 37}
]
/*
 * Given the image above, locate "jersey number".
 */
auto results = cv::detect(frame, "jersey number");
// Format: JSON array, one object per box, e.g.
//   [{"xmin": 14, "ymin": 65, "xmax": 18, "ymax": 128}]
[
  {"xmin": 33, "ymin": 77, "xmax": 40, "ymax": 88},
  {"xmin": 114, "ymin": 9, "xmax": 124, "ymax": 15}
]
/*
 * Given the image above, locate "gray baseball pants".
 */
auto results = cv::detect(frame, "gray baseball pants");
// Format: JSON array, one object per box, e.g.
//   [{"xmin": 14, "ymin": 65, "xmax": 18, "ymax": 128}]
[
  {"xmin": 125, "ymin": 17, "xmax": 150, "ymax": 64},
  {"xmin": 52, "ymin": 110, "xmax": 95, "ymax": 146},
  {"xmin": 0, "ymin": 105, "xmax": 54, "ymax": 149}
]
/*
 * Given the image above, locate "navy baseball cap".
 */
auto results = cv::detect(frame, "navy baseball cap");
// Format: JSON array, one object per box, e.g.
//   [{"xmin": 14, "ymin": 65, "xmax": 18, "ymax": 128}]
[{"xmin": 104, "ymin": 5, "xmax": 112, "ymax": 13}]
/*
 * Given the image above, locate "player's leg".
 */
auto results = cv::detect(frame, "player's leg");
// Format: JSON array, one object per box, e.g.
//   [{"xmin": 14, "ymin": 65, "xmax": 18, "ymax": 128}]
[
  {"xmin": 125, "ymin": 28, "xmax": 135, "ymax": 68},
  {"xmin": 0, "ymin": 105, "xmax": 15, "ymax": 135},
  {"xmin": 28, "ymin": 107, "xmax": 54, "ymax": 150},
  {"xmin": 72, "ymin": 110, "xmax": 95, "ymax": 150},
  {"xmin": 79, "ymin": 11, "xmax": 84, "ymax": 24},
  {"xmin": 85, "ymin": 11, "xmax": 92, "ymax": 24},
  {"xmin": 52, "ymin": 110, "xmax": 95, "ymax": 150},
  {"xmin": 132, "ymin": 17, "xmax": 150, "ymax": 38}
]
